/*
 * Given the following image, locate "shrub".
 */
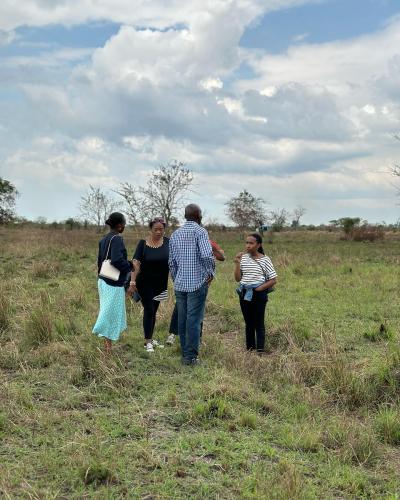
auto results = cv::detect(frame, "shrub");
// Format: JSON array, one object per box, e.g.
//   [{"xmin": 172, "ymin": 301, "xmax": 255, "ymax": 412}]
[{"xmin": 351, "ymin": 225, "xmax": 385, "ymax": 242}]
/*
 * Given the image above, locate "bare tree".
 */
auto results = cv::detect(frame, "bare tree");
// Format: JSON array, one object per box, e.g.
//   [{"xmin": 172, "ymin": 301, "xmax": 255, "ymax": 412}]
[
  {"xmin": 390, "ymin": 134, "xmax": 400, "ymax": 193},
  {"xmin": 291, "ymin": 205, "xmax": 307, "ymax": 228},
  {"xmin": 269, "ymin": 208, "xmax": 290, "ymax": 232},
  {"xmin": 79, "ymin": 186, "xmax": 118, "ymax": 230},
  {"xmin": 116, "ymin": 160, "xmax": 193, "ymax": 225},
  {"xmin": 114, "ymin": 182, "xmax": 149, "ymax": 225},
  {"xmin": 225, "ymin": 190, "xmax": 266, "ymax": 228},
  {"xmin": 141, "ymin": 160, "xmax": 193, "ymax": 224}
]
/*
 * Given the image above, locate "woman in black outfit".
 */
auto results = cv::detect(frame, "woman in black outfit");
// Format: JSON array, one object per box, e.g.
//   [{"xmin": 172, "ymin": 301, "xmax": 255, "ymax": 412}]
[{"xmin": 127, "ymin": 218, "xmax": 169, "ymax": 353}]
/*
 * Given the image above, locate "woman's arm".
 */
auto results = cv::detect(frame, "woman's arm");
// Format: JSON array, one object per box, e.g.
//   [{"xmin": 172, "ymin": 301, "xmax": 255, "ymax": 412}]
[
  {"xmin": 127, "ymin": 240, "xmax": 144, "ymax": 294},
  {"xmin": 255, "ymin": 277, "xmax": 277, "ymax": 292},
  {"xmin": 110, "ymin": 237, "xmax": 133, "ymax": 274},
  {"xmin": 127, "ymin": 260, "xmax": 140, "ymax": 294},
  {"xmin": 234, "ymin": 252, "xmax": 244, "ymax": 282}
]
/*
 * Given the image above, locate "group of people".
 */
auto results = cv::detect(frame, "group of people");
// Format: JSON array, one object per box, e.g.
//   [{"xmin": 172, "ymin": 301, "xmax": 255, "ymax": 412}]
[{"xmin": 93, "ymin": 204, "xmax": 277, "ymax": 363}]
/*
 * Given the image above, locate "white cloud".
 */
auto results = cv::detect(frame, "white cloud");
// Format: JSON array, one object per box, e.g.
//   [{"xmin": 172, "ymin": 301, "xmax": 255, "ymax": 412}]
[
  {"xmin": 0, "ymin": 0, "xmax": 322, "ymax": 32},
  {"xmin": 200, "ymin": 77, "xmax": 224, "ymax": 91},
  {"xmin": 0, "ymin": 0, "xmax": 399, "ymax": 223}
]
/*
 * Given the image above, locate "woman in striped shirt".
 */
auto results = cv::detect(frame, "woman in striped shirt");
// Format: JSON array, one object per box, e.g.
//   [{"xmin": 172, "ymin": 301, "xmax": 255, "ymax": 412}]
[{"xmin": 234, "ymin": 233, "xmax": 277, "ymax": 353}]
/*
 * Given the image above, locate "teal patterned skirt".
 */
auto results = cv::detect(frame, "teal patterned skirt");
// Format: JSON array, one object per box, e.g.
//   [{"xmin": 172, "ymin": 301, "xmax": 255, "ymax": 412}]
[{"xmin": 92, "ymin": 279, "xmax": 127, "ymax": 341}]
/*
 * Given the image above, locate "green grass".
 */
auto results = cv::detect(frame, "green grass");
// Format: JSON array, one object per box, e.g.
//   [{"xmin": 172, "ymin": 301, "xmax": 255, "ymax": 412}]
[{"xmin": 0, "ymin": 227, "xmax": 400, "ymax": 498}]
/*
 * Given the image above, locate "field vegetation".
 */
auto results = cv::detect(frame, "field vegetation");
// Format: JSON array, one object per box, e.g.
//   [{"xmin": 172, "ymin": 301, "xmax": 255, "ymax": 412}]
[{"xmin": 0, "ymin": 227, "xmax": 399, "ymax": 498}]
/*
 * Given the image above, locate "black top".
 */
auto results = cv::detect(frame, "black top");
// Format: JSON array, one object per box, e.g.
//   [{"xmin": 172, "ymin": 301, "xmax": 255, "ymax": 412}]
[
  {"xmin": 97, "ymin": 231, "xmax": 133, "ymax": 287},
  {"xmin": 133, "ymin": 237, "xmax": 169, "ymax": 299}
]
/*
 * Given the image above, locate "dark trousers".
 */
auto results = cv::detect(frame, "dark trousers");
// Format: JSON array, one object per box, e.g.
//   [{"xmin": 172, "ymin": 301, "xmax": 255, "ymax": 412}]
[
  {"xmin": 142, "ymin": 297, "xmax": 160, "ymax": 340},
  {"xmin": 239, "ymin": 291, "xmax": 268, "ymax": 352},
  {"xmin": 169, "ymin": 303, "xmax": 203, "ymax": 339}
]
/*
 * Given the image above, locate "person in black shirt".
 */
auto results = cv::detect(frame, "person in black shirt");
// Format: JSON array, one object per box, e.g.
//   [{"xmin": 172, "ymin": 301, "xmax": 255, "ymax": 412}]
[
  {"xmin": 93, "ymin": 212, "xmax": 134, "ymax": 354},
  {"xmin": 127, "ymin": 218, "xmax": 169, "ymax": 353}
]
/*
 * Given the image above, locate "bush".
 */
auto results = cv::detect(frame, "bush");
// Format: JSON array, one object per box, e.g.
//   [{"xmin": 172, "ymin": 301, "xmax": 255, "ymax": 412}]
[{"xmin": 351, "ymin": 226, "xmax": 385, "ymax": 242}]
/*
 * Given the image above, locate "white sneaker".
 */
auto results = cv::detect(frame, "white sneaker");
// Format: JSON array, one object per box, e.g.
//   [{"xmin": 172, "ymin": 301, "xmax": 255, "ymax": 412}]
[
  {"xmin": 152, "ymin": 339, "xmax": 164, "ymax": 349},
  {"xmin": 145, "ymin": 342, "xmax": 154, "ymax": 353},
  {"xmin": 166, "ymin": 334, "xmax": 176, "ymax": 346}
]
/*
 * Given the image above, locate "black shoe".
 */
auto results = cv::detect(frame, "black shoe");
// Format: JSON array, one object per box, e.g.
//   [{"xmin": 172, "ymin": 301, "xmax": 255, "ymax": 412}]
[{"xmin": 181, "ymin": 357, "xmax": 200, "ymax": 366}]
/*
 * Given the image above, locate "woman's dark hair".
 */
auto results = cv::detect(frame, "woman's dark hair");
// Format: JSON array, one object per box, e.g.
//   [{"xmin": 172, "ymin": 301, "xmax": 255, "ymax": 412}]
[
  {"xmin": 149, "ymin": 217, "xmax": 167, "ymax": 229},
  {"xmin": 105, "ymin": 212, "xmax": 126, "ymax": 229},
  {"xmin": 248, "ymin": 233, "xmax": 264, "ymax": 254}
]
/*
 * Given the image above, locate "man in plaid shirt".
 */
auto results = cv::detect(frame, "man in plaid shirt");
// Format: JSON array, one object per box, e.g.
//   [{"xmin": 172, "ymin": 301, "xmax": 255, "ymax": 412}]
[{"xmin": 169, "ymin": 204, "xmax": 215, "ymax": 365}]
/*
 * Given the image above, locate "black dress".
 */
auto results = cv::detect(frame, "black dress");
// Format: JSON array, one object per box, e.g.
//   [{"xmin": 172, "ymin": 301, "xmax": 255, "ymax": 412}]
[{"xmin": 133, "ymin": 237, "xmax": 169, "ymax": 301}]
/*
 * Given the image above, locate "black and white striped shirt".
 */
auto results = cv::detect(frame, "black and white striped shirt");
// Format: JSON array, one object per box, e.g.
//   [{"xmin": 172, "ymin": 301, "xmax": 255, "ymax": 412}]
[{"xmin": 240, "ymin": 254, "xmax": 277, "ymax": 285}]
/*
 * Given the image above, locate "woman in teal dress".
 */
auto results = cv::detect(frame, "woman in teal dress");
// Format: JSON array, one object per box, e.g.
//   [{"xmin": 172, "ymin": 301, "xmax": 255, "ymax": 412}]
[{"xmin": 93, "ymin": 212, "xmax": 135, "ymax": 354}]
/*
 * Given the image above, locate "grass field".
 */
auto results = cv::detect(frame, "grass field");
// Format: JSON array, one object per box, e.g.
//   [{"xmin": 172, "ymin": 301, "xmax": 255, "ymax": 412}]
[{"xmin": 1, "ymin": 227, "xmax": 400, "ymax": 499}]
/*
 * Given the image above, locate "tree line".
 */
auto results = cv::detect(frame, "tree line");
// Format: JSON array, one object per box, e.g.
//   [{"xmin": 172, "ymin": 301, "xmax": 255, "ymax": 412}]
[{"xmin": 1, "ymin": 156, "xmax": 399, "ymax": 230}]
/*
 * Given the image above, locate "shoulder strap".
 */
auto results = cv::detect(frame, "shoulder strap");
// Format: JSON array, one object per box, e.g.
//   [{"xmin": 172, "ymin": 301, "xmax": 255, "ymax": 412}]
[
  {"xmin": 105, "ymin": 234, "xmax": 118, "ymax": 260},
  {"xmin": 252, "ymin": 257, "xmax": 267, "ymax": 280}
]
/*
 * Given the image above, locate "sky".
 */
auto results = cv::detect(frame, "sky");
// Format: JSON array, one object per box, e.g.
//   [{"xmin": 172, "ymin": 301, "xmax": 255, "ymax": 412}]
[{"xmin": 0, "ymin": 0, "xmax": 399, "ymax": 225}]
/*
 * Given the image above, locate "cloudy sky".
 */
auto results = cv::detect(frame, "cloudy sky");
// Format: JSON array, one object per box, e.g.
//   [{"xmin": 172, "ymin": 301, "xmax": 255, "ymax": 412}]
[{"xmin": 1, "ymin": 0, "xmax": 399, "ymax": 224}]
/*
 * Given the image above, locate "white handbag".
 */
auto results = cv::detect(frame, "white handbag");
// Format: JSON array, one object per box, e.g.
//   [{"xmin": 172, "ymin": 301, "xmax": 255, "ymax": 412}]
[{"xmin": 99, "ymin": 235, "xmax": 121, "ymax": 281}]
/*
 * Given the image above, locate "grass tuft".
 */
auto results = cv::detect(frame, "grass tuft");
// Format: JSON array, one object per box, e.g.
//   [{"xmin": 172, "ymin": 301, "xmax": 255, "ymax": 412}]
[
  {"xmin": 364, "ymin": 323, "xmax": 394, "ymax": 342},
  {"xmin": 0, "ymin": 290, "xmax": 12, "ymax": 333},
  {"xmin": 82, "ymin": 463, "xmax": 117, "ymax": 487},
  {"xmin": 375, "ymin": 408, "xmax": 400, "ymax": 445},
  {"xmin": 194, "ymin": 397, "xmax": 231, "ymax": 420},
  {"xmin": 238, "ymin": 412, "xmax": 257, "ymax": 429},
  {"xmin": 24, "ymin": 305, "xmax": 54, "ymax": 348}
]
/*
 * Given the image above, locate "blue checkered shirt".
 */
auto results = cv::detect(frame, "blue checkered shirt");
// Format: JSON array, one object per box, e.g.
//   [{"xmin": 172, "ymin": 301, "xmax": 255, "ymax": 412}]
[{"xmin": 169, "ymin": 221, "xmax": 215, "ymax": 292}]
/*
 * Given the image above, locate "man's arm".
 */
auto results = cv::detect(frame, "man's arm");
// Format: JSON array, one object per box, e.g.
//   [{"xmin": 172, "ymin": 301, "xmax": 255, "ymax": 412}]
[{"xmin": 198, "ymin": 230, "xmax": 215, "ymax": 279}]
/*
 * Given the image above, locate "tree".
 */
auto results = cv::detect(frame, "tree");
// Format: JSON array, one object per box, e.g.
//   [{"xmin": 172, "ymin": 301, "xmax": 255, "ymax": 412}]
[
  {"xmin": 269, "ymin": 208, "xmax": 289, "ymax": 232},
  {"xmin": 116, "ymin": 160, "xmax": 193, "ymax": 225},
  {"xmin": 390, "ymin": 133, "xmax": 400, "ymax": 193},
  {"xmin": 114, "ymin": 182, "xmax": 150, "ymax": 225},
  {"xmin": 64, "ymin": 217, "xmax": 82, "ymax": 230},
  {"xmin": 0, "ymin": 177, "xmax": 19, "ymax": 224},
  {"xmin": 141, "ymin": 160, "xmax": 193, "ymax": 224},
  {"xmin": 331, "ymin": 217, "xmax": 361, "ymax": 235},
  {"xmin": 225, "ymin": 190, "xmax": 266, "ymax": 228},
  {"xmin": 291, "ymin": 205, "xmax": 307, "ymax": 228},
  {"xmin": 79, "ymin": 186, "xmax": 118, "ymax": 230}
]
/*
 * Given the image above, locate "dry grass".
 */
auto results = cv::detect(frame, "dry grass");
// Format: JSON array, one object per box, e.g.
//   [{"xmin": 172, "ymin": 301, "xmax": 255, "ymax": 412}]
[{"xmin": 0, "ymin": 227, "xmax": 399, "ymax": 498}]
